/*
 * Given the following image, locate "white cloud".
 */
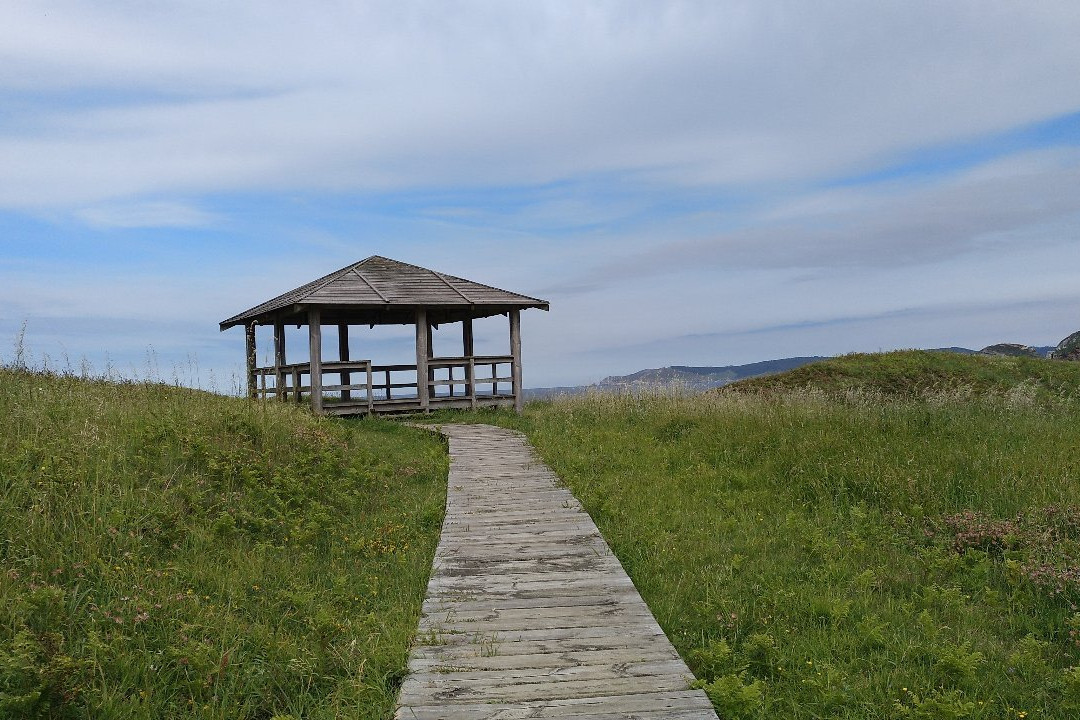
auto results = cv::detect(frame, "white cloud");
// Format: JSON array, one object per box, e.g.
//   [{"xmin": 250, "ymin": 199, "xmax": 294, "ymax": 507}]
[
  {"xmin": 1, "ymin": 2, "xmax": 1079, "ymax": 208},
  {"xmin": 3, "ymin": 2, "xmax": 1080, "ymax": 387},
  {"xmin": 76, "ymin": 200, "xmax": 215, "ymax": 228},
  {"xmin": 569, "ymin": 147, "xmax": 1080, "ymax": 285}
]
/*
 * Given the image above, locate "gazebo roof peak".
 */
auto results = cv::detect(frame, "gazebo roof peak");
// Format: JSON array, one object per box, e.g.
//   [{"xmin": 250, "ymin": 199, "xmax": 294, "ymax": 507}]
[{"xmin": 219, "ymin": 255, "xmax": 548, "ymax": 330}]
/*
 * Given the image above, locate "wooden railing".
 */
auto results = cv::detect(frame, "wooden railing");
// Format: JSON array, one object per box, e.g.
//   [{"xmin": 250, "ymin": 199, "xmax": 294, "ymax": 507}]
[
  {"xmin": 255, "ymin": 360, "xmax": 374, "ymax": 405},
  {"xmin": 425, "ymin": 355, "xmax": 514, "ymax": 403},
  {"xmin": 254, "ymin": 355, "xmax": 516, "ymax": 413}
]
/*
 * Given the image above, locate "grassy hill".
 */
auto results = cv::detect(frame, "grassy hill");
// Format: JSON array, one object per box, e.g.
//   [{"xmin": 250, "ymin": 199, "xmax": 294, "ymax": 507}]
[
  {"xmin": 13, "ymin": 350, "xmax": 1080, "ymax": 718},
  {"xmin": 720, "ymin": 349, "xmax": 1080, "ymax": 400},
  {"xmin": 0, "ymin": 368, "xmax": 446, "ymax": 719},
  {"xmin": 446, "ymin": 351, "xmax": 1080, "ymax": 718}
]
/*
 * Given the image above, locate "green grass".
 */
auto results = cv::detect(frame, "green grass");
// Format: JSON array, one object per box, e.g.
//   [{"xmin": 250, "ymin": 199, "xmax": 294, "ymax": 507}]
[
  {"xmin": 12, "ymin": 349, "xmax": 1080, "ymax": 718},
  {"xmin": 723, "ymin": 349, "xmax": 1080, "ymax": 401},
  {"xmin": 0, "ymin": 368, "xmax": 447, "ymax": 719},
  {"xmin": 435, "ymin": 352, "xmax": 1080, "ymax": 718}
]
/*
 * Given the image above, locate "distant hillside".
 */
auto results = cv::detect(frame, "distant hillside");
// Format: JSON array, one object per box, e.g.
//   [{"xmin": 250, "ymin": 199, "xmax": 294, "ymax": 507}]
[
  {"xmin": 978, "ymin": 344, "xmax": 1055, "ymax": 358},
  {"xmin": 525, "ymin": 356, "xmax": 827, "ymax": 398},
  {"xmin": 720, "ymin": 350, "xmax": 1080, "ymax": 400},
  {"xmin": 525, "ymin": 344, "xmax": 1061, "ymax": 399},
  {"xmin": 596, "ymin": 356, "xmax": 828, "ymax": 391}
]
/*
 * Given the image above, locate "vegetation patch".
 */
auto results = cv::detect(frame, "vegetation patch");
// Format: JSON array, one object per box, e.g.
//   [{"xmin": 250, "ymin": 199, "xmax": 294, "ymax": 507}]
[
  {"xmin": 720, "ymin": 350, "xmax": 1080, "ymax": 401},
  {"xmin": 435, "ymin": 352, "xmax": 1080, "ymax": 717},
  {"xmin": 0, "ymin": 368, "xmax": 446, "ymax": 719}
]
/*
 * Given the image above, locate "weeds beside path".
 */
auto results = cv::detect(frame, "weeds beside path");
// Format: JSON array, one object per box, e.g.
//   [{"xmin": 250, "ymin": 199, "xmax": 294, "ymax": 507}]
[
  {"xmin": 0, "ymin": 368, "xmax": 446, "ymax": 719},
  {"xmin": 440, "ymin": 382, "xmax": 1080, "ymax": 718}
]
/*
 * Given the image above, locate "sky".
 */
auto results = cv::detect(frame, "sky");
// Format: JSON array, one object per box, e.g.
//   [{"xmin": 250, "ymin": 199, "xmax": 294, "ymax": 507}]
[{"xmin": 2, "ymin": 1, "xmax": 1080, "ymax": 390}]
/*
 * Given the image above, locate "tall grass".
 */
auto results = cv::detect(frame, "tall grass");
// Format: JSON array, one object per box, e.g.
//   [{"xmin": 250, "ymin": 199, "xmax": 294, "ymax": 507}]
[
  {"xmin": 451, "ymin": 373, "xmax": 1080, "ymax": 718},
  {"xmin": 0, "ymin": 368, "xmax": 446, "ymax": 719}
]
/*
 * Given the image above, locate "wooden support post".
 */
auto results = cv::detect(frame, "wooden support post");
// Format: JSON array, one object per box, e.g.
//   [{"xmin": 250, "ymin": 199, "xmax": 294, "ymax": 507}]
[
  {"xmin": 426, "ymin": 320, "xmax": 435, "ymax": 399},
  {"xmin": 308, "ymin": 309, "xmax": 323, "ymax": 414},
  {"xmin": 509, "ymin": 309, "xmax": 522, "ymax": 413},
  {"xmin": 415, "ymin": 308, "xmax": 429, "ymax": 410},
  {"xmin": 245, "ymin": 322, "xmax": 257, "ymax": 400},
  {"xmin": 468, "ymin": 358, "xmax": 476, "ymax": 410},
  {"xmin": 462, "ymin": 318, "xmax": 474, "ymax": 401},
  {"xmin": 365, "ymin": 362, "xmax": 374, "ymax": 413},
  {"xmin": 274, "ymin": 321, "xmax": 286, "ymax": 401},
  {"xmin": 338, "ymin": 323, "xmax": 351, "ymax": 402}
]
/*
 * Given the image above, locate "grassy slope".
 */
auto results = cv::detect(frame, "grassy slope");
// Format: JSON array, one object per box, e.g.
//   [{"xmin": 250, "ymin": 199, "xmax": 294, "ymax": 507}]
[
  {"xmin": 0, "ymin": 369, "xmax": 446, "ymax": 720},
  {"xmin": 446, "ymin": 352, "xmax": 1080, "ymax": 718},
  {"xmin": 721, "ymin": 349, "xmax": 1080, "ymax": 400}
]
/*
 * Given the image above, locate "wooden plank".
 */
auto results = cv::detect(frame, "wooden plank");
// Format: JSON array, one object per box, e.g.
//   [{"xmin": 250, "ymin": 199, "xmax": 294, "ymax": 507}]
[
  {"xmin": 396, "ymin": 690, "xmax": 714, "ymax": 720},
  {"xmin": 422, "ymin": 588, "xmax": 642, "ymax": 614},
  {"xmin": 399, "ymin": 708, "xmax": 713, "ymax": 720},
  {"xmin": 396, "ymin": 667, "xmax": 695, "ymax": 706},
  {"xmin": 408, "ymin": 645, "xmax": 679, "ymax": 672},
  {"xmin": 395, "ymin": 424, "xmax": 715, "ymax": 718},
  {"xmin": 411, "ymin": 632, "xmax": 682, "ymax": 661}
]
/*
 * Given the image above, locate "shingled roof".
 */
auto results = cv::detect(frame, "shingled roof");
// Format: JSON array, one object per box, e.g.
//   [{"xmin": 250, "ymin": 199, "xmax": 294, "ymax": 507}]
[{"xmin": 219, "ymin": 256, "xmax": 549, "ymax": 330}]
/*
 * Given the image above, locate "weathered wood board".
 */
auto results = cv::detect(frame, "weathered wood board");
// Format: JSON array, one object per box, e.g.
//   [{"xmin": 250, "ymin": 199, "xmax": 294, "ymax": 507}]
[{"xmin": 395, "ymin": 424, "xmax": 717, "ymax": 719}]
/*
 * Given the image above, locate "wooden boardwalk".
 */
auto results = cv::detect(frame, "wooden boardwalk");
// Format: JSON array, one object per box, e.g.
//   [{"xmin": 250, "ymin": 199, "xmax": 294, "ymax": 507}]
[{"xmin": 395, "ymin": 424, "xmax": 717, "ymax": 720}]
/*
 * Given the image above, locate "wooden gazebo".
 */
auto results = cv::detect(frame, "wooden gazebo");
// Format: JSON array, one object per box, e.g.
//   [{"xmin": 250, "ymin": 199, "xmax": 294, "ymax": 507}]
[{"xmin": 219, "ymin": 256, "xmax": 549, "ymax": 415}]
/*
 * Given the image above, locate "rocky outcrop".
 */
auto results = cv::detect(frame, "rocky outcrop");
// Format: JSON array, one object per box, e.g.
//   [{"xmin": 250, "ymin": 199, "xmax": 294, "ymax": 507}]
[
  {"xmin": 595, "ymin": 357, "xmax": 828, "ymax": 392},
  {"xmin": 979, "ymin": 343, "xmax": 1043, "ymax": 358},
  {"xmin": 1051, "ymin": 331, "xmax": 1080, "ymax": 361}
]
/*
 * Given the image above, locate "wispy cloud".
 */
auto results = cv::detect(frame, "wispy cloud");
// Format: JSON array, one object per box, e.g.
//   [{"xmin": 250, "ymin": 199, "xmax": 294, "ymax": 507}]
[
  {"xmin": 2, "ymin": 3, "xmax": 1080, "ymax": 209},
  {"xmin": 565, "ymin": 146, "xmax": 1080, "ymax": 288},
  {"xmin": 76, "ymin": 200, "xmax": 215, "ymax": 229}
]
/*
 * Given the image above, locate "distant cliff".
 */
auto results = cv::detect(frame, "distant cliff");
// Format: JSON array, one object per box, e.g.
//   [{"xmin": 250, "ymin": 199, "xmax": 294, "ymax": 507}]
[
  {"xmin": 525, "ymin": 339, "xmax": 1072, "ymax": 399},
  {"xmin": 1051, "ymin": 331, "xmax": 1080, "ymax": 360},
  {"xmin": 525, "ymin": 356, "xmax": 827, "ymax": 398},
  {"xmin": 595, "ymin": 357, "xmax": 828, "ymax": 392}
]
